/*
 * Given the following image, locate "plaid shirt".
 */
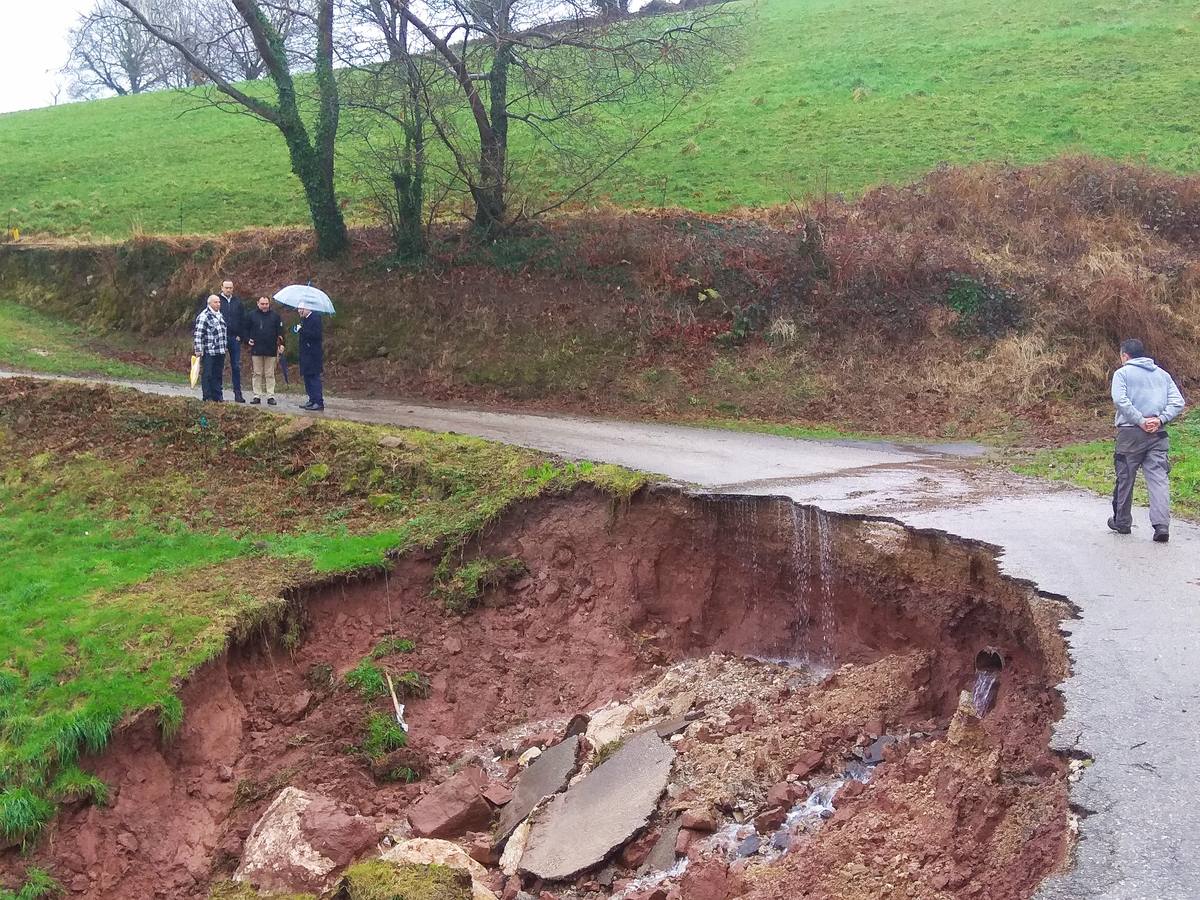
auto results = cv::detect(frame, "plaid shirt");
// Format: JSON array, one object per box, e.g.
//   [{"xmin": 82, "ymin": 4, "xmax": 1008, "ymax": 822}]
[{"xmin": 193, "ymin": 308, "xmax": 228, "ymax": 357}]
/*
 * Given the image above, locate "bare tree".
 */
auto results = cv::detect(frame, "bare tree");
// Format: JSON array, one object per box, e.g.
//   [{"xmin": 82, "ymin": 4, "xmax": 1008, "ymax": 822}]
[
  {"xmin": 375, "ymin": 0, "xmax": 739, "ymax": 233},
  {"xmin": 178, "ymin": 0, "xmax": 318, "ymax": 83},
  {"xmin": 112, "ymin": 0, "xmax": 349, "ymax": 258},
  {"xmin": 64, "ymin": 0, "xmax": 174, "ymax": 98},
  {"xmin": 338, "ymin": 0, "xmax": 437, "ymax": 257}
]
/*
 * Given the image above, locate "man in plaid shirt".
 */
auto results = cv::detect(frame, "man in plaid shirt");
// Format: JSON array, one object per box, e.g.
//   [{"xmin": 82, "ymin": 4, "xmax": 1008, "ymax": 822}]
[{"xmin": 194, "ymin": 294, "xmax": 229, "ymax": 402}]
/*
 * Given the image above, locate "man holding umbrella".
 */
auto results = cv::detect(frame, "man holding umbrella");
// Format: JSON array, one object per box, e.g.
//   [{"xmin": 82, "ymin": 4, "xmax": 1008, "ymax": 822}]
[
  {"xmin": 295, "ymin": 301, "xmax": 325, "ymax": 410},
  {"xmin": 272, "ymin": 285, "xmax": 334, "ymax": 412}
]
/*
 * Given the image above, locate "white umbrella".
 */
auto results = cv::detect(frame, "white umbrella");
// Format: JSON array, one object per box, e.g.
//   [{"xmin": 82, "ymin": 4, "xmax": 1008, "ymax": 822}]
[{"xmin": 273, "ymin": 284, "xmax": 336, "ymax": 314}]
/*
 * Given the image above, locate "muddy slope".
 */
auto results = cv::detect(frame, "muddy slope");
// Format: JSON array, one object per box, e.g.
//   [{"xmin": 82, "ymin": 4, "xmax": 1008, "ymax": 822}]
[{"xmin": 4, "ymin": 487, "xmax": 1071, "ymax": 899}]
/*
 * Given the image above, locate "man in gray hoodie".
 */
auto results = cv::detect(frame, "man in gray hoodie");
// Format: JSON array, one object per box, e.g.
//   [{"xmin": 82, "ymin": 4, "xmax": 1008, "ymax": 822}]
[{"xmin": 1109, "ymin": 338, "xmax": 1186, "ymax": 542}]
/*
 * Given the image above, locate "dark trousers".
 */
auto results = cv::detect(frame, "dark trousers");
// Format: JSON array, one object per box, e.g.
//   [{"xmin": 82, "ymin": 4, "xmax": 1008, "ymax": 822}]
[
  {"xmin": 201, "ymin": 353, "xmax": 225, "ymax": 402},
  {"xmin": 303, "ymin": 373, "xmax": 324, "ymax": 407},
  {"xmin": 1113, "ymin": 427, "xmax": 1171, "ymax": 529},
  {"xmin": 226, "ymin": 339, "xmax": 244, "ymax": 399}
]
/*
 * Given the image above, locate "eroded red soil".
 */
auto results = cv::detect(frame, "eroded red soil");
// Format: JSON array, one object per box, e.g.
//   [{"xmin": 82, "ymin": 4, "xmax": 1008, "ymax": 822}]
[{"xmin": 4, "ymin": 489, "xmax": 1071, "ymax": 899}]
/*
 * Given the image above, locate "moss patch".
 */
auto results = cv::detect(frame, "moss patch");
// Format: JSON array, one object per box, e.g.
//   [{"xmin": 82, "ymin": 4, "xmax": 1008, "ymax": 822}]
[{"xmin": 337, "ymin": 861, "xmax": 473, "ymax": 900}]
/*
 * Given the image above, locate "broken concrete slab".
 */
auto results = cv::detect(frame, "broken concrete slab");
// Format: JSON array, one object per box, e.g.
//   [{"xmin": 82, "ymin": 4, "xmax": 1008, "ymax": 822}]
[
  {"xmin": 638, "ymin": 815, "xmax": 682, "ymax": 875},
  {"xmin": 275, "ymin": 417, "xmax": 316, "ymax": 442},
  {"xmin": 494, "ymin": 735, "xmax": 581, "ymax": 844},
  {"xmin": 861, "ymin": 735, "xmax": 899, "ymax": 765},
  {"xmin": 519, "ymin": 730, "xmax": 675, "ymax": 881}
]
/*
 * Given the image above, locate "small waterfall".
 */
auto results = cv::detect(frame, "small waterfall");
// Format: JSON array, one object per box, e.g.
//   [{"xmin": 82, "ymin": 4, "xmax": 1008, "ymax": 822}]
[
  {"xmin": 814, "ymin": 509, "xmax": 836, "ymax": 663},
  {"xmin": 783, "ymin": 505, "xmax": 837, "ymax": 667},
  {"xmin": 972, "ymin": 670, "xmax": 1000, "ymax": 717},
  {"xmin": 971, "ymin": 649, "xmax": 1003, "ymax": 717}
]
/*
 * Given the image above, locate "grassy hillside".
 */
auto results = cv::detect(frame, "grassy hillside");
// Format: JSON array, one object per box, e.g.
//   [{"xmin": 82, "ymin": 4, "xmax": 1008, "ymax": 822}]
[{"xmin": 2, "ymin": 0, "xmax": 1199, "ymax": 238}]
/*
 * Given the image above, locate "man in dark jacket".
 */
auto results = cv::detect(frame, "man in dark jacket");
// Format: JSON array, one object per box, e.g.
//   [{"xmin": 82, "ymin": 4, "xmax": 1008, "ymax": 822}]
[
  {"xmin": 295, "ymin": 301, "xmax": 325, "ymax": 411},
  {"xmin": 193, "ymin": 295, "xmax": 228, "ymax": 402},
  {"xmin": 218, "ymin": 279, "xmax": 247, "ymax": 403},
  {"xmin": 244, "ymin": 296, "xmax": 285, "ymax": 405}
]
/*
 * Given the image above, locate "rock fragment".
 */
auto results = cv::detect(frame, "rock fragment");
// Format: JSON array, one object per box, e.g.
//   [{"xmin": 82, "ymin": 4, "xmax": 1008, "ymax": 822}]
[{"xmin": 234, "ymin": 787, "xmax": 377, "ymax": 893}]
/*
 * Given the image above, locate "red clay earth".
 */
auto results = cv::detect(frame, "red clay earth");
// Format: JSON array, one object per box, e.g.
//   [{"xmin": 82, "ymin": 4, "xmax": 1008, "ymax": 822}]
[{"xmin": 1, "ymin": 488, "xmax": 1072, "ymax": 899}]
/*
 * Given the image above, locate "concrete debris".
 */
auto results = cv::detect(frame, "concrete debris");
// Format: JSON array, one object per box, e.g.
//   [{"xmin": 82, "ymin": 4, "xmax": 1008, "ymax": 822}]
[
  {"xmin": 519, "ymin": 730, "xmax": 675, "ymax": 881},
  {"xmin": 860, "ymin": 735, "xmax": 899, "ymax": 765},
  {"xmin": 500, "ymin": 819, "xmax": 531, "ymax": 876},
  {"xmin": 639, "ymin": 815, "xmax": 683, "ymax": 875},
  {"xmin": 494, "ymin": 735, "xmax": 581, "ymax": 844}
]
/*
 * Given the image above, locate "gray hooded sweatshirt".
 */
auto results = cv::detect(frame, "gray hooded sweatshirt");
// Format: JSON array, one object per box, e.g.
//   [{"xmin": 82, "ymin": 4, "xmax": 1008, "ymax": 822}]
[{"xmin": 1111, "ymin": 357, "xmax": 1185, "ymax": 427}]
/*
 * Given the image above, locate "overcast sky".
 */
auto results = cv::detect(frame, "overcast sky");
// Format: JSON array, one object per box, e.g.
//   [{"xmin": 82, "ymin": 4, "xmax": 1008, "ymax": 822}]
[{"xmin": 0, "ymin": 0, "xmax": 93, "ymax": 115}]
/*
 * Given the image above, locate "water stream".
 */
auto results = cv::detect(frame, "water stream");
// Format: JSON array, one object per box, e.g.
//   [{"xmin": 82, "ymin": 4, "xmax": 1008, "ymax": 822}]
[{"xmin": 972, "ymin": 669, "xmax": 1000, "ymax": 717}]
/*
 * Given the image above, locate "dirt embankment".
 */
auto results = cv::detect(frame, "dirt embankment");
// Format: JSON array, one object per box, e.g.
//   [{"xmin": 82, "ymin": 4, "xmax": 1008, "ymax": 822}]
[
  {"xmin": 3, "ymin": 486, "xmax": 1073, "ymax": 900},
  {"xmin": 4, "ymin": 157, "xmax": 1200, "ymax": 441}
]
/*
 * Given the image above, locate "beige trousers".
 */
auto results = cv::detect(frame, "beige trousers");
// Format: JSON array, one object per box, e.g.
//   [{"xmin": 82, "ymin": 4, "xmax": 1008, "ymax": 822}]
[{"xmin": 251, "ymin": 355, "xmax": 276, "ymax": 399}]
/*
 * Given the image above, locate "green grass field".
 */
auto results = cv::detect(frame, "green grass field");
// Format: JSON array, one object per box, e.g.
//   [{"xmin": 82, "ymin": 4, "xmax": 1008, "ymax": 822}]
[
  {"xmin": 1, "ymin": 0, "xmax": 1198, "ymax": 237},
  {"xmin": 1016, "ymin": 415, "xmax": 1200, "ymax": 520},
  {"xmin": 0, "ymin": 379, "xmax": 642, "ymax": 853},
  {"xmin": 0, "ymin": 301, "xmax": 177, "ymax": 380}
]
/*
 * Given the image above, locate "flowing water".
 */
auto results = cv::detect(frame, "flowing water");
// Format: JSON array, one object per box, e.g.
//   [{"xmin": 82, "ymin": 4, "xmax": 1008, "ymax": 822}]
[
  {"xmin": 781, "ymin": 505, "xmax": 837, "ymax": 666},
  {"xmin": 972, "ymin": 669, "xmax": 1000, "ymax": 717},
  {"xmin": 705, "ymin": 760, "xmax": 877, "ymax": 863}
]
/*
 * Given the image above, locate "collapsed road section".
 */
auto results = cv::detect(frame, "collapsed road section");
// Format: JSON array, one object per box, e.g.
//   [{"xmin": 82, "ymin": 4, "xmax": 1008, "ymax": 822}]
[{"xmin": 2, "ymin": 486, "xmax": 1073, "ymax": 900}]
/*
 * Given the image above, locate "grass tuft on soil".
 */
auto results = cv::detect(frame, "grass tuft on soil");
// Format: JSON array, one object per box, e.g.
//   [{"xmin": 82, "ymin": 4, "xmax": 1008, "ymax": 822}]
[
  {"xmin": 0, "ymin": 378, "xmax": 644, "ymax": 847},
  {"xmin": 0, "ymin": 867, "xmax": 62, "ymax": 900},
  {"xmin": 432, "ymin": 555, "xmax": 526, "ymax": 614},
  {"xmin": 1014, "ymin": 414, "xmax": 1200, "ymax": 519}
]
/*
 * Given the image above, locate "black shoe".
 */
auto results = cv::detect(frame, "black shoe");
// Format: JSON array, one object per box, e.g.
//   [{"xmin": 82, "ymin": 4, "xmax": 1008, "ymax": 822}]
[
  {"xmin": 1107, "ymin": 517, "xmax": 1131, "ymax": 535},
  {"xmin": 1153, "ymin": 527, "xmax": 1170, "ymax": 543},
  {"xmin": 234, "ymin": 396, "xmax": 246, "ymax": 403},
  {"xmin": 299, "ymin": 402, "xmax": 318, "ymax": 411},
  {"xmin": 250, "ymin": 397, "xmax": 261, "ymax": 405},
  {"xmin": 267, "ymin": 398, "xmax": 277, "ymax": 406}
]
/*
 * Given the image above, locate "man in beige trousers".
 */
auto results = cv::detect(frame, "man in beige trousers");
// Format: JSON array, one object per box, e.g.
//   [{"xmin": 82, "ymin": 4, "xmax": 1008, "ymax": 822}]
[{"xmin": 243, "ymin": 296, "xmax": 285, "ymax": 405}]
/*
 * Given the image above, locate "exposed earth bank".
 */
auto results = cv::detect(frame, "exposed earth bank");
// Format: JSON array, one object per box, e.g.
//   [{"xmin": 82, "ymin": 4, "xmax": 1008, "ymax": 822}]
[{"xmin": 3, "ymin": 487, "xmax": 1073, "ymax": 899}]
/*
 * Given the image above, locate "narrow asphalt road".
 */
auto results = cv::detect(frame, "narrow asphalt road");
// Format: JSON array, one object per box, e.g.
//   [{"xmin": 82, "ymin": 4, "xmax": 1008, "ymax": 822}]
[{"xmin": 6, "ymin": 372, "xmax": 1198, "ymax": 900}]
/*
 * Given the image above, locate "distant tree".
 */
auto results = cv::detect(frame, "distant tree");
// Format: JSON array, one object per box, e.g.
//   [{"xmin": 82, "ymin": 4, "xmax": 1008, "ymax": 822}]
[
  {"xmin": 174, "ymin": 0, "xmax": 318, "ymax": 84},
  {"xmin": 112, "ymin": 0, "xmax": 349, "ymax": 258},
  {"xmin": 64, "ymin": 0, "xmax": 173, "ymax": 98},
  {"xmin": 337, "ymin": 0, "xmax": 435, "ymax": 258}
]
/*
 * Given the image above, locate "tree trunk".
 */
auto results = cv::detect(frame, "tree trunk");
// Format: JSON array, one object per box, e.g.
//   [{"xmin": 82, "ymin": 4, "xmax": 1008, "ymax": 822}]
[
  {"xmin": 284, "ymin": 130, "xmax": 348, "ymax": 260},
  {"xmin": 474, "ymin": 42, "xmax": 511, "ymax": 233}
]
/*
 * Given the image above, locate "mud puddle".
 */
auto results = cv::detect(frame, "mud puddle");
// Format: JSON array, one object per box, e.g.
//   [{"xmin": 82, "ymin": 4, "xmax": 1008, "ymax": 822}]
[{"xmin": 2, "ymin": 487, "xmax": 1073, "ymax": 900}]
